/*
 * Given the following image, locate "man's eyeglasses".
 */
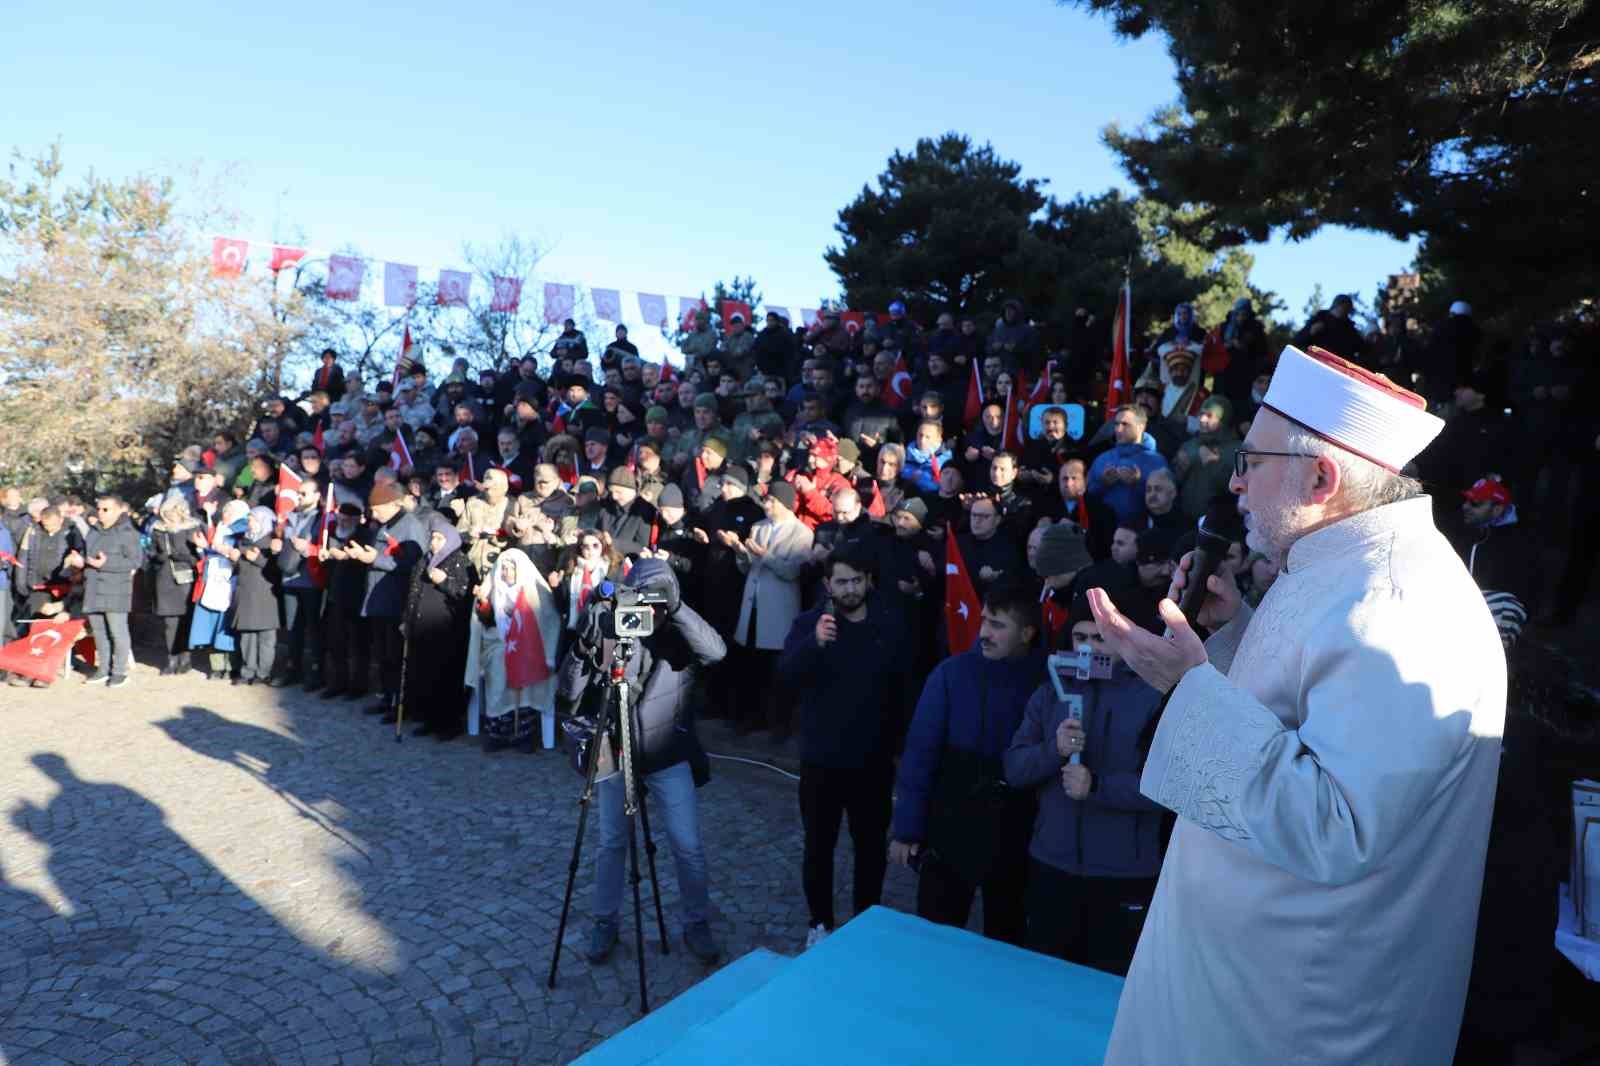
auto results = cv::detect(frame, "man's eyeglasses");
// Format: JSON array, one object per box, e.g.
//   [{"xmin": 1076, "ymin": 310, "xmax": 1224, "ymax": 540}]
[{"xmin": 1234, "ymin": 448, "xmax": 1318, "ymax": 479}]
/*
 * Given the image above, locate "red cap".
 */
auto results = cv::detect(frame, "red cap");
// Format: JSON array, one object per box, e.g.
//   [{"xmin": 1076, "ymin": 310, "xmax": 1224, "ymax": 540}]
[{"xmin": 1462, "ymin": 477, "xmax": 1512, "ymax": 505}]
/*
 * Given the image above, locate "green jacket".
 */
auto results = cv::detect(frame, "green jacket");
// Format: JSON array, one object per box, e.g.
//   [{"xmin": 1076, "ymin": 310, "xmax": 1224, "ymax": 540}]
[{"xmin": 729, "ymin": 410, "xmax": 785, "ymax": 465}]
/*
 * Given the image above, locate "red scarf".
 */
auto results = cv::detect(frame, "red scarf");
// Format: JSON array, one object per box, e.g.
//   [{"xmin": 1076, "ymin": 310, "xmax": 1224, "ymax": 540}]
[{"xmin": 578, "ymin": 566, "xmax": 594, "ymax": 612}]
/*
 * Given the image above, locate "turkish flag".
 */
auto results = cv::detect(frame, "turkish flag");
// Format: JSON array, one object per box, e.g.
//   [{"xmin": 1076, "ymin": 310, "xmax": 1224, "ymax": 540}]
[
  {"xmin": 1202, "ymin": 325, "xmax": 1231, "ymax": 375},
  {"xmin": 944, "ymin": 528, "xmax": 982, "ymax": 654},
  {"xmin": 269, "ymin": 245, "xmax": 306, "ymax": 272},
  {"xmin": 274, "ymin": 464, "xmax": 303, "ymax": 522},
  {"xmin": 384, "ymin": 262, "xmax": 418, "ymax": 308},
  {"xmin": 211, "ymin": 237, "xmax": 248, "ymax": 278},
  {"xmin": 1001, "ymin": 379, "xmax": 1024, "ymax": 452},
  {"xmin": 1027, "ymin": 361, "xmax": 1053, "ymax": 406},
  {"xmin": 866, "ymin": 480, "xmax": 887, "ymax": 519},
  {"xmin": 0, "ymin": 619, "xmax": 87, "ymax": 684},
  {"xmin": 678, "ymin": 297, "xmax": 707, "ymax": 331},
  {"xmin": 638, "ymin": 293, "xmax": 668, "ymax": 327},
  {"xmin": 838, "ymin": 311, "xmax": 865, "ymax": 336},
  {"xmin": 388, "ymin": 433, "xmax": 413, "ymax": 472},
  {"xmin": 720, "ymin": 300, "xmax": 752, "ymax": 326},
  {"xmin": 883, "ymin": 352, "xmax": 912, "ymax": 410},
  {"xmin": 964, "ymin": 360, "xmax": 985, "ymax": 427},
  {"xmin": 1107, "ymin": 281, "xmax": 1132, "ymax": 420},
  {"xmin": 491, "ymin": 275, "xmax": 523, "ymax": 313},
  {"xmin": 659, "ymin": 360, "xmax": 676, "ymax": 383},
  {"xmin": 504, "ymin": 587, "xmax": 550, "ymax": 689}
]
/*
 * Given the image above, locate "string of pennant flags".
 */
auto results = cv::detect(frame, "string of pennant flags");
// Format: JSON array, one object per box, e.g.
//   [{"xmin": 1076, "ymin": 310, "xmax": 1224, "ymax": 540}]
[{"xmin": 207, "ymin": 234, "xmax": 883, "ymax": 334}]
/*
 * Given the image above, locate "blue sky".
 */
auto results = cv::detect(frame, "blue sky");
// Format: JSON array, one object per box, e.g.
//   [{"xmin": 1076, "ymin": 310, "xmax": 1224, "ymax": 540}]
[{"xmin": 10, "ymin": 0, "xmax": 1414, "ymax": 344}]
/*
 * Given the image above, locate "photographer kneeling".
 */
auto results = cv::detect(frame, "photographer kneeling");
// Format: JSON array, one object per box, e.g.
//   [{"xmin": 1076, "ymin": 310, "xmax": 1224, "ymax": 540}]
[{"xmin": 557, "ymin": 557, "xmax": 727, "ymax": 965}]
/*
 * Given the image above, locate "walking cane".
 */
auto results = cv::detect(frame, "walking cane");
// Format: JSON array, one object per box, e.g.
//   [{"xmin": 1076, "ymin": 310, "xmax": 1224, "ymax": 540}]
[{"xmin": 394, "ymin": 623, "xmax": 410, "ymax": 743}]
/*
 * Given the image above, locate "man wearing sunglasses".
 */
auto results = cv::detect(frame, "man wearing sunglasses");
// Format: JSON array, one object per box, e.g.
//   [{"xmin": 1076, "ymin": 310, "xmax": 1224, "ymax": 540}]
[
  {"xmin": 72, "ymin": 496, "xmax": 144, "ymax": 688},
  {"xmin": 1089, "ymin": 346, "xmax": 1506, "ymax": 1066}
]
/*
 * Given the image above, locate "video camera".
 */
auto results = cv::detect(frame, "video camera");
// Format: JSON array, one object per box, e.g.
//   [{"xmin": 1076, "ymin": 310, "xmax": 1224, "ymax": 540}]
[{"xmin": 578, "ymin": 581, "xmax": 673, "ymax": 643}]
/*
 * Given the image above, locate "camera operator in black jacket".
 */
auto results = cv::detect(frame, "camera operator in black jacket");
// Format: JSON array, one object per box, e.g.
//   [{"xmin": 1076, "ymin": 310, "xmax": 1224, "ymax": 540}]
[{"xmin": 556, "ymin": 558, "xmax": 727, "ymax": 965}]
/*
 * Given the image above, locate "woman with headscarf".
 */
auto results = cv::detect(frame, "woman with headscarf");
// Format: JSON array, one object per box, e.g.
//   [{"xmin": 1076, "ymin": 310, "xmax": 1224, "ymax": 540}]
[
  {"xmin": 548, "ymin": 530, "xmax": 625, "ymax": 660},
  {"xmin": 466, "ymin": 547, "xmax": 562, "ymax": 752},
  {"xmin": 401, "ymin": 513, "xmax": 475, "ymax": 740},
  {"xmin": 148, "ymin": 497, "xmax": 201, "ymax": 675},
  {"xmin": 188, "ymin": 499, "xmax": 249, "ymax": 679},
  {"xmin": 226, "ymin": 505, "xmax": 281, "ymax": 685}
]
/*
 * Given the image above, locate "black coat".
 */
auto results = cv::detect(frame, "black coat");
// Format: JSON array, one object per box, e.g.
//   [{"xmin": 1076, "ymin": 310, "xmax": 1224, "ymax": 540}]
[
  {"xmin": 228, "ymin": 536, "xmax": 280, "ymax": 633},
  {"xmin": 17, "ymin": 522, "xmax": 81, "ymax": 593},
  {"xmin": 81, "ymin": 517, "xmax": 143, "ymax": 615},
  {"xmin": 596, "ymin": 497, "xmax": 658, "ymax": 558},
  {"xmin": 147, "ymin": 526, "xmax": 202, "ymax": 617},
  {"xmin": 402, "ymin": 546, "xmax": 474, "ymax": 729},
  {"xmin": 697, "ymin": 495, "xmax": 765, "ymax": 633},
  {"xmin": 557, "ymin": 559, "xmax": 726, "ymax": 775}
]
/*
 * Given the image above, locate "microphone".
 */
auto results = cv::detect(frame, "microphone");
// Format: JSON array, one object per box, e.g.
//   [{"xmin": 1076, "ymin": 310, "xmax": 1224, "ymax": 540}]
[{"xmin": 1177, "ymin": 495, "xmax": 1244, "ymax": 629}]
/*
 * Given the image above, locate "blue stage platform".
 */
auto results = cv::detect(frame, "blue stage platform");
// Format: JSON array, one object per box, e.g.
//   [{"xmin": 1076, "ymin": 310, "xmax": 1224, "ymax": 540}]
[{"xmin": 576, "ymin": 906, "xmax": 1124, "ymax": 1065}]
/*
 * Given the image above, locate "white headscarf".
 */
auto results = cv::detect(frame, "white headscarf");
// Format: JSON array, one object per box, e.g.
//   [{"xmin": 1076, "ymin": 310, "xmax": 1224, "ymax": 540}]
[
  {"xmin": 246, "ymin": 505, "xmax": 276, "ymax": 542},
  {"xmin": 491, "ymin": 548, "xmax": 549, "ymax": 639}
]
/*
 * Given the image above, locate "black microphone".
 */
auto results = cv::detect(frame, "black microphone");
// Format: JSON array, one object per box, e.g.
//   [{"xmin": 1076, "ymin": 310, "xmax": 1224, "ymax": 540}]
[{"xmin": 1177, "ymin": 495, "xmax": 1245, "ymax": 629}]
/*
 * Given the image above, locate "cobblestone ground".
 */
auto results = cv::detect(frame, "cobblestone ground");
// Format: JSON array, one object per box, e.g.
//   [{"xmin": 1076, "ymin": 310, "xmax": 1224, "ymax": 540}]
[{"xmin": 0, "ymin": 658, "xmax": 919, "ymax": 1065}]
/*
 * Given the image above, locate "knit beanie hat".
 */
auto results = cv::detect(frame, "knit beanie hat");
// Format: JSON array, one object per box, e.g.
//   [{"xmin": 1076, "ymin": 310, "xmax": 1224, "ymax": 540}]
[
  {"xmin": 657, "ymin": 484, "xmax": 684, "ymax": 509},
  {"xmin": 767, "ymin": 481, "xmax": 798, "ymax": 513},
  {"xmin": 645, "ymin": 405, "xmax": 670, "ymax": 424},
  {"xmin": 694, "ymin": 392, "xmax": 719, "ymax": 412},
  {"xmin": 1034, "ymin": 521, "xmax": 1094, "ymax": 578},
  {"xmin": 701, "ymin": 434, "xmax": 730, "ymax": 460},
  {"xmin": 607, "ymin": 467, "xmax": 637, "ymax": 490}
]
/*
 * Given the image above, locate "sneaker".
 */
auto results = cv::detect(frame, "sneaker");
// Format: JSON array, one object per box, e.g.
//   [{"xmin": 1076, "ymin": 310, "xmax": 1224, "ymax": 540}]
[
  {"xmin": 683, "ymin": 922, "xmax": 721, "ymax": 963},
  {"xmin": 84, "ymin": 673, "xmax": 109, "ymax": 685},
  {"xmin": 106, "ymin": 676, "xmax": 129, "ymax": 689},
  {"xmin": 586, "ymin": 920, "xmax": 618, "ymax": 964},
  {"xmin": 805, "ymin": 924, "xmax": 830, "ymax": 950}
]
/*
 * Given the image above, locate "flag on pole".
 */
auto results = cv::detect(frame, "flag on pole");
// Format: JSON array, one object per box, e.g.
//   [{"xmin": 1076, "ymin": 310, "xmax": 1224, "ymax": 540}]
[
  {"xmin": 1002, "ymin": 378, "xmax": 1024, "ymax": 452},
  {"xmin": 503, "ymin": 587, "xmax": 551, "ymax": 689},
  {"xmin": 307, "ymin": 480, "xmax": 335, "ymax": 588},
  {"xmin": 720, "ymin": 299, "xmax": 752, "ymax": 326},
  {"xmin": 0, "ymin": 618, "xmax": 88, "ymax": 684},
  {"xmin": 459, "ymin": 451, "xmax": 476, "ymax": 485},
  {"xmin": 866, "ymin": 480, "xmax": 887, "ymax": 519},
  {"xmin": 964, "ymin": 360, "xmax": 985, "ymax": 427},
  {"xmin": 1107, "ymin": 280, "xmax": 1132, "ymax": 419},
  {"xmin": 1026, "ymin": 361, "xmax": 1053, "ymax": 406},
  {"xmin": 392, "ymin": 310, "xmax": 415, "ymax": 388},
  {"xmin": 592, "ymin": 288, "xmax": 622, "ymax": 322},
  {"xmin": 389, "ymin": 433, "xmax": 414, "ymax": 472},
  {"xmin": 312, "ymin": 422, "xmax": 325, "ymax": 453},
  {"xmin": 273, "ymin": 464, "xmax": 304, "ymax": 522},
  {"xmin": 490, "ymin": 275, "xmax": 522, "ymax": 313},
  {"xmin": 326, "ymin": 255, "xmax": 365, "ymax": 300},
  {"xmin": 678, "ymin": 297, "xmax": 706, "ymax": 331},
  {"xmin": 944, "ymin": 528, "xmax": 982, "ymax": 654},
  {"xmin": 838, "ymin": 310, "xmax": 865, "ymax": 336},
  {"xmin": 659, "ymin": 360, "xmax": 676, "ymax": 384},
  {"xmin": 211, "ymin": 238, "xmax": 248, "ymax": 278},
  {"xmin": 269, "ymin": 245, "xmax": 306, "ymax": 272},
  {"xmin": 437, "ymin": 269, "xmax": 472, "ymax": 307},
  {"xmin": 1202, "ymin": 325, "xmax": 1231, "ymax": 375},
  {"xmin": 883, "ymin": 352, "xmax": 913, "ymax": 410},
  {"xmin": 383, "ymin": 262, "xmax": 418, "ymax": 307}
]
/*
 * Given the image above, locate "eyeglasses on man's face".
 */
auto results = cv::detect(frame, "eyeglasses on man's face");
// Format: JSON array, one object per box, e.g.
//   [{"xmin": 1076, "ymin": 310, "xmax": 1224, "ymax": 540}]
[{"xmin": 1233, "ymin": 447, "xmax": 1319, "ymax": 479}]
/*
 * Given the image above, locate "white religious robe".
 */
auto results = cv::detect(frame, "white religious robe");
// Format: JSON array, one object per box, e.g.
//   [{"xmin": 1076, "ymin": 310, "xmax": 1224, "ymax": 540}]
[{"xmin": 1106, "ymin": 497, "xmax": 1506, "ymax": 1066}]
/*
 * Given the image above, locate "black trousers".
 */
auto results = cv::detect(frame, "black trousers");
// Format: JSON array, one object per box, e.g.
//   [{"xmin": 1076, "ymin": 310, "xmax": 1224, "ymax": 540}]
[
  {"xmin": 324, "ymin": 608, "xmax": 369, "ymax": 693},
  {"xmin": 1024, "ymin": 859, "xmax": 1157, "ymax": 976},
  {"xmin": 915, "ymin": 846, "xmax": 1028, "ymax": 947},
  {"xmin": 798, "ymin": 763, "xmax": 893, "ymax": 929},
  {"xmin": 367, "ymin": 615, "xmax": 403, "ymax": 699}
]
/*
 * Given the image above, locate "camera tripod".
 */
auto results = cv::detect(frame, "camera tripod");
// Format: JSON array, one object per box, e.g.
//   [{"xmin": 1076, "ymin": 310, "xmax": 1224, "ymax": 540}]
[{"xmin": 547, "ymin": 636, "xmax": 670, "ymax": 1013}]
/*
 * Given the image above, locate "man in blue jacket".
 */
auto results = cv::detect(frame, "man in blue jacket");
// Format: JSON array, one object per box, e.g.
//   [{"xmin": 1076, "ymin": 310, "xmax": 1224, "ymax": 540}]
[
  {"xmin": 777, "ymin": 543, "xmax": 914, "ymax": 949},
  {"xmin": 1087, "ymin": 405, "xmax": 1170, "ymax": 526},
  {"xmin": 1004, "ymin": 602, "xmax": 1166, "ymax": 974},
  {"xmin": 890, "ymin": 583, "xmax": 1045, "ymax": 945}
]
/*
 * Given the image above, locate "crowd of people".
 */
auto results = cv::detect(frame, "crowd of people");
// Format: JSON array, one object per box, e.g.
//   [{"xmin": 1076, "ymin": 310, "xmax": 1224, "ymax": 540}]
[{"xmin": 1, "ymin": 293, "xmax": 1594, "ymax": 983}]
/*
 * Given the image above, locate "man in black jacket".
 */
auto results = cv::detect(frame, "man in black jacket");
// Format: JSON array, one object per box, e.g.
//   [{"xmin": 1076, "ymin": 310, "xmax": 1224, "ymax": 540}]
[
  {"xmin": 596, "ymin": 468, "xmax": 658, "ymax": 558},
  {"xmin": 350, "ymin": 482, "xmax": 425, "ymax": 719},
  {"xmin": 777, "ymin": 544, "xmax": 913, "ymax": 948},
  {"xmin": 557, "ymin": 558, "xmax": 727, "ymax": 965},
  {"xmin": 73, "ymin": 496, "xmax": 144, "ymax": 687}
]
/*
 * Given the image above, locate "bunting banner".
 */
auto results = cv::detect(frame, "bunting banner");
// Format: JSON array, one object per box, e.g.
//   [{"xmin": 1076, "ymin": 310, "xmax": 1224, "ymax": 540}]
[
  {"xmin": 269, "ymin": 245, "xmax": 306, "ymax": 272},
  {"xmin": 211, "ymin": 237, "xmax": 248, "ymax": 278},
  {"xmin": 437, "ymin": 269, "xmax": 471, "ymax": 307},
  {"xmin": 384, "ymin": 262, "xmax": 418, "ymax": 308},
  {"xmin": 637, "ymin": 293, "xmax": 667, "ymax": 327},
  {"xmin": 544, "ymin": 282, "xmax": 575, "ymax": 324},
  {"xmin": 490, "ymin": 275, "xmax": 522, "ymax": 313},
  {"xmin": 591, "ymin": 287, "xmax": 622, "ymax": 322},
  {"xmin": 326, "ymin": 255, "xmax": 365, "ymax": 301}
]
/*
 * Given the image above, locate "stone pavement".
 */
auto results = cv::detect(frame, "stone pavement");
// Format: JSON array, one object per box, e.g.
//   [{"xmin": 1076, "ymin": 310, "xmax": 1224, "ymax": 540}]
[{"xmin": 0, "ymin": 661, "xmax": 920, "ymax": 1065}]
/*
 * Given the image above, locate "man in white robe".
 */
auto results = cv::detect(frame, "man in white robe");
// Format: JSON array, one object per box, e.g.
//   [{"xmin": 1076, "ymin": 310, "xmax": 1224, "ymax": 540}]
[{"xmin": 1089, "ymin": 345, "xmax": 1506, "ymax": 1066}]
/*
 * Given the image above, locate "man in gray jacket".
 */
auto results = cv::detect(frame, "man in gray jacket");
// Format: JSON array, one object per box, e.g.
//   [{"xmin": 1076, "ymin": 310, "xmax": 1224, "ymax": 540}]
[
  {"xmin": 1003, "ymin": 603, "xmax": 1164, "ymax": 974},
  {"xmin": 73, "ymin": 496, "xmax": 144, "ymax": 688}
]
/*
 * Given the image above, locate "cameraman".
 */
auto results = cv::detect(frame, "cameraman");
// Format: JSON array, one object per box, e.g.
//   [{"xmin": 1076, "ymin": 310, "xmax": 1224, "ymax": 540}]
[{"xmin": 557, "ymin": 557, "xmax": 727, "ymax": 965}]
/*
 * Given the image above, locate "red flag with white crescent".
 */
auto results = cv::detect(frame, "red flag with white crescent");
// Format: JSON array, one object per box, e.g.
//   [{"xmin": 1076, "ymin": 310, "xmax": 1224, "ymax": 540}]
[
  {"xmin": 944, "ymin": 527, "xmax": 982, "ymax": 654},
  {"xmin": 1107, "ymin": 281, "xmax": 1132, "ymax": 420},
  {"xmin": 389, "ymin": 433, "xmax": 413, "ymax": 472},
  {"xmin": 0, "ymin": 619, "xmax": 88, "ymax": 683},
  {"xmin": 964, "ymin": 360, "xmax": 985, "ymax": 427},
  {"xmin": 1001, "ymin": 378, "xmax": 1024, "ymax": 452},
  {"xmin": 269, "ymin": 245, "xmax": 306, "ymax": 272},
  {"xmin": 1027, "ymin": 361, "xmax": 1053, "ymax": 406},
  {"xmin": 504, "ymin": 587, "xmax": 550, "ymax": 689},
  {"xmin": 273, "ymin": 464, "xmax": 303, "ymax": 522},
  {"xmin": 882, "ymin": 352, "xmax": 912, "ymax": 410},
  {"xmin": 211, "ymin": 237, "xmax": 248, "ymax": 278}
]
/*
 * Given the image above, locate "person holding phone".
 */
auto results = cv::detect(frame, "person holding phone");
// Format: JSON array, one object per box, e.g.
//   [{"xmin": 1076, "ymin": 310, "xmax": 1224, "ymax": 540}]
[{"xmin": 777, "ymin": 544, "xmax": 914, "ymax": 950}]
